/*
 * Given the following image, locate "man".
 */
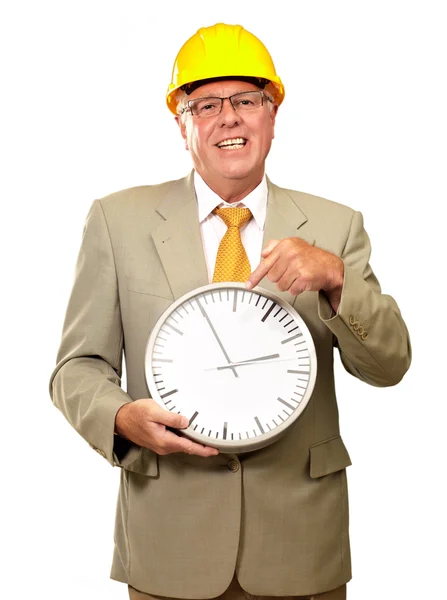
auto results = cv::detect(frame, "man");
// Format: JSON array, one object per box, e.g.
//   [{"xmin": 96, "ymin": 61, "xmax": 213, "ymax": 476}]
[{"xmin": 50, "ymin": 23, "xmax": 411, "ymax": 600}]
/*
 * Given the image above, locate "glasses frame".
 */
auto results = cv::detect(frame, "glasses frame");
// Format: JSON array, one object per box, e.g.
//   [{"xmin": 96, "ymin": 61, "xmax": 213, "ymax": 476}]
[{"xmin": 181, "ymin": 90, "xmax": 273, "ymax": 118}]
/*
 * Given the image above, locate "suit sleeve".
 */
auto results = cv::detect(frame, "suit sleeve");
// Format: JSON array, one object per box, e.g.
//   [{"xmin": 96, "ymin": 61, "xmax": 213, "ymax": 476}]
[
  {"xmin": 318, "ymin": 210, "xmax": 411, "ymax": 386},
  {"xmin": 49, "ymin": 199, "xmax": 138, "ymax": 467}
]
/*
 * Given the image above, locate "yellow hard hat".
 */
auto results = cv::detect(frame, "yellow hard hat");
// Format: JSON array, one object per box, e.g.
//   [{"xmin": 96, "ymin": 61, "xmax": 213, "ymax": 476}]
[{"xmin": 166, "ymin": 23, "xmax": 285, "ymax": 114}]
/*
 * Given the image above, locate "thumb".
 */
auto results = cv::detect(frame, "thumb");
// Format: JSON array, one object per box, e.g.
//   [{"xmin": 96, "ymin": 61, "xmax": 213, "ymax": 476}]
[
  {"xmin": 149, "ymin": 402, "xmax": 189, "ymax": 429},
  {"xmin": 261, "ymin": 239, "xmax": 280, "ymax": 258}
]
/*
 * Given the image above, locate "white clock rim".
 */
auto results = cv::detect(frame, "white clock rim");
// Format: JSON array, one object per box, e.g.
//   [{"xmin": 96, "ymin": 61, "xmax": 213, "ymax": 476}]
[{"xmin": 144, "ymin": 282, "xmax": 317, "ymax": 453}]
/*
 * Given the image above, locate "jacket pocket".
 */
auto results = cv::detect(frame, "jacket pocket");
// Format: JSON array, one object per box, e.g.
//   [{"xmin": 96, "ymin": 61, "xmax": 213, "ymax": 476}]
[
  {"xmin": 309, "ymin": 435, "xmax": 352, "ymax": 479},
  {"xmin": 118, "ymin": 444, "xmax": 159, "ymax": 477},
  {"xmin": 126, "ymin": 275, "xmax": 173, "ymax": 300}
]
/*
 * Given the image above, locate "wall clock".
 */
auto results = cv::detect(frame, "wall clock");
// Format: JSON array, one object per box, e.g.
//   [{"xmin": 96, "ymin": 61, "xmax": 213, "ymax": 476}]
[{"xmin": 145, "ymin": 283, "xmax": 317, "ymax": 453}]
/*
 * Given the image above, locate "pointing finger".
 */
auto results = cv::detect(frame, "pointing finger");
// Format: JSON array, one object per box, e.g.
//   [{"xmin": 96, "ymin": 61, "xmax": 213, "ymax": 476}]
[{"xmin": 246, "ymin": 259, "xmax": 271, "ymax": 290}]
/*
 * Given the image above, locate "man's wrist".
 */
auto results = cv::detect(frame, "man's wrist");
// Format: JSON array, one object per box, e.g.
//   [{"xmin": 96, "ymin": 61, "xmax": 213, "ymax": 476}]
[{"xmin": 322, "ymin": 258, "xmax": 344, "ymax": 313}]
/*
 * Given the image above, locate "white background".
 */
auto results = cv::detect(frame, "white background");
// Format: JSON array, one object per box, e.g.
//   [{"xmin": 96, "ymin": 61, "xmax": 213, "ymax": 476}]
[{"xmin": 1, "ymin": 1, "xmax": 446, "ymax": 598}]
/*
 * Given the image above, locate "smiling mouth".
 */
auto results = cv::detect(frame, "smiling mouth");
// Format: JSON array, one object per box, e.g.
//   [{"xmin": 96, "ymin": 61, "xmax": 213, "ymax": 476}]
[{"xmin": 216, "ymin": 137, "xmax": 247, "ymax": 150}]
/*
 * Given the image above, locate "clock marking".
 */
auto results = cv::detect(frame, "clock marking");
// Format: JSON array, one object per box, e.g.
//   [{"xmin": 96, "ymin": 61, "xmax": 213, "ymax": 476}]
[
  {"xmin": 154, "ymin": 343, "xmax": 165, "ymax": 349},
  {"xmin": 279, "ymin": 313, "xmax": 288, "ymax": 323},
  {"xmin": 287, "ymin": 325, "xmax": 299, "ymax": 334},
  {"xmin": 278, "ymin": 414, "xmax": 285, "ymax": 422},
  {"xmin": 182, "ymin": 305, "xmax": 189, "ymax": 315},
  {"xmin": 262, "ymin": 297, "xmax": 269, "ymax": 309},
  {"xmin": 189, "ymin": 411, "xmax": 199, "ymax": 426},
  {"xmin": 223, "ymin": 422, "xmax": 228, "ymax": 439},
  {"xmin": 274, "ymin": 307, "xmax": 283, "ymax": 318},
  {"xmin": 278, "ymin": 397, "xmax": 294, "ymax": 410},
  {"xmin": 233, "ymin": 291, "xmax": 237, "ymax": 312},
  {"xmin": 242, "ymin": 290, "xmax": 246, "ymax": 302},
  {"xmin": 283, "ymin": 319, "xmax": 294, "ymax": 328},
  {"xmin": 153, "ymin": 358, "xmax": 173, "ymax": 363},
  {"xmin": 170, "ymin": 314, "xmax": 179, "ymax": 324},
  {"xmin": 157, "ymin": 387, "xmax": 166, "ymax": 391},
  {"xmin": 296, "ymin": 383, "xmax": 307, "ymax": 390},
  {"xmin": 164, "ymin": 322, "xmax": 183, "ymax": 336},
  {"xmin": 255, "ymin": 295, "xmax": 261, "ymax": 307},
  {"xmin": 287, "ymin": 369, "xmax": 310, "ymax": 374},
  {"xmin": 168, "ymin": 405, "xmax": 177, "ymax": 411},
  {"xmin": 249, "ymin": 292, "xmax": 254, "ymax": 304},
  {"xmin": 255, "ymin": 417, "xmax": 265, "ymax": 434},
  {"xmin": 261, "ymin": 301, "xmax": 277, "ymax": 322},
  {"xmin": 160, "ymin": 389, "xmax": 178, "ymax": 399},
  {"xmin": 282, "ymin": 333, "xmax": 303, "ymax": 344}
]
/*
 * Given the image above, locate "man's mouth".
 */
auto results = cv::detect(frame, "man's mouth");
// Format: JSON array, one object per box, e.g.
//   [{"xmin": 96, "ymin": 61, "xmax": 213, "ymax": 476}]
[{"xmin": 216, "ymin": 137, "xmax": 247, "ymax": 150}]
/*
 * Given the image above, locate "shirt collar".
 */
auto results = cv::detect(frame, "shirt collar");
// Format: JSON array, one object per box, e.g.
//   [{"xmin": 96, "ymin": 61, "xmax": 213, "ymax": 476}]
[{"xmin": 194, "ymin": 170, "xmax": 268, "ymax": 230}]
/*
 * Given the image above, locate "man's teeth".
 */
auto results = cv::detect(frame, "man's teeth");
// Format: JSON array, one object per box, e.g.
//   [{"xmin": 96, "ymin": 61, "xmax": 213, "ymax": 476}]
[{"xmin": 217, "ymin": 138, "xmax": 247, "ymax": 149}]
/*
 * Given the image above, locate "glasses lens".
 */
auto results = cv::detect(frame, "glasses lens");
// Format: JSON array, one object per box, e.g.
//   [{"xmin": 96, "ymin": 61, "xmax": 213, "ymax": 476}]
[
  {"xmin": 189, "ymin": 98, "xmax": 222, "ymax": 118},
  {"xmin": 231, "ymin": 91, "xmax": 263, "ymax": 110}
]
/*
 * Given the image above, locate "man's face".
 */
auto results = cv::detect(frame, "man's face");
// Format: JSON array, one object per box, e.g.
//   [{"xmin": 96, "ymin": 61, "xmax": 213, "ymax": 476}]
[{"xmin": 176, "ymin": 80, "xmax": 278, "ymax": 189}]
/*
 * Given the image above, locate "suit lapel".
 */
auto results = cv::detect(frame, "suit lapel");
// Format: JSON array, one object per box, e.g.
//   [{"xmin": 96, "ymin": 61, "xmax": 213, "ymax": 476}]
[
  {"xmin": 152, "ymin": 172, "xmax": 208, "ymax": 300},
  {"xmin": 260, "ymin": 178, "xmax": 315, "ymax": 306},
  {"xmin": 151, "ymin": 172, "xmax": 316, "ymax": 305}
]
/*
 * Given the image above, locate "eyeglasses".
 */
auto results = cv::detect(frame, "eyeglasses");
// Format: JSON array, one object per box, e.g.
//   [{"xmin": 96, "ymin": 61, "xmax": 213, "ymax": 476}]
[{"xmin": 181, "ymin": 90, "xmax": 273, "ymax": 118}]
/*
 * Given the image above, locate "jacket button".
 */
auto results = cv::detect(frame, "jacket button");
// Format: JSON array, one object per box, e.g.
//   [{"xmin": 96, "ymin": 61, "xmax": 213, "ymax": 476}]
[{"xmin": 227, "ymin": 460, "xmax": 240, "ymax": 472}]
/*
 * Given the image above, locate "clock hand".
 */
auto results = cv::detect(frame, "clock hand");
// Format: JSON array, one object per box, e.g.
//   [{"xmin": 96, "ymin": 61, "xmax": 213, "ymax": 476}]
[
  {"xmin": 196, "ymin": 297, "xmax": 238, "ymax": 378},
  {"xmin": 205, "ymin": 357, "xmax": 299, "ymax": 371},
  {"xmin": 236, "ymin": 353, "xmax": 280, "ymax": 364}
]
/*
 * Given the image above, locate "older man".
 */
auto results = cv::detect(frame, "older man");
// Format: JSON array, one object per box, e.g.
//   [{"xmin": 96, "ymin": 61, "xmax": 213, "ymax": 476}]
[{"xmin": 50, "ymin": 23, "xmax": 411, "ymax": 600}]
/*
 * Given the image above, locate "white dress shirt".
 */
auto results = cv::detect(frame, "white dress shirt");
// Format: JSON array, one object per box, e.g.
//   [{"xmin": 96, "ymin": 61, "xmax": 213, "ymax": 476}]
[{"xmin": 194, "ymin": 170, "xmax": 268, "ymax": 282}]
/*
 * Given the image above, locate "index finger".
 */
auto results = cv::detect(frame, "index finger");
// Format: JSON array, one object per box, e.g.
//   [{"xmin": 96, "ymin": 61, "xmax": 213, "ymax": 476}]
[
  {"xmin": 164, "ymin": 430, "xmax": 220, "ymax": 457},
  {"xmin": 245, "ymin": 259, "xmax": 271, "ymax": 290}
]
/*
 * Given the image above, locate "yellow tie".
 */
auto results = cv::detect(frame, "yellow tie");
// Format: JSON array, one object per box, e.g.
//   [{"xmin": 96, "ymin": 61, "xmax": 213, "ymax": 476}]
[{"xmin": 212, "ymin": 207, "xmax": 253, "ymax": 282}]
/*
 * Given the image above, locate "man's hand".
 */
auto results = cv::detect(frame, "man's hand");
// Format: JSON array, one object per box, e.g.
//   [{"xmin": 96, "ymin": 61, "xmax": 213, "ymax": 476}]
[
  {"xmin": 115, "ymin": 399, "xmax": 219, "ymax": 457},
  {"xmin": 246, "ymin": 238, "xmax": 344, "ymax": 312}
]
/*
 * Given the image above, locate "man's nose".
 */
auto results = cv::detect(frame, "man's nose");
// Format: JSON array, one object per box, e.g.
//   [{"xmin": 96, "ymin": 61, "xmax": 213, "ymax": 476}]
[{"xmin": 218, "ymin": 98, "xmax": 240, "ymax": 126}]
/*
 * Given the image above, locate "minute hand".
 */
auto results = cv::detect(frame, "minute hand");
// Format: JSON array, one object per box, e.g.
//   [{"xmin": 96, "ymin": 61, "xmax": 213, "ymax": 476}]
[{"xmin": 196, "ymin": 298, "xmax": 238, "ymax": 378}]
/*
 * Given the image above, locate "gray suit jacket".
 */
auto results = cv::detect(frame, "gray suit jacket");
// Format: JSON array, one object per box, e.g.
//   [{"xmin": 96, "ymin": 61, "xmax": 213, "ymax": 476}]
[{"xmin": 50, "ymin": 171, "xmax": 411, "ymax": 597}]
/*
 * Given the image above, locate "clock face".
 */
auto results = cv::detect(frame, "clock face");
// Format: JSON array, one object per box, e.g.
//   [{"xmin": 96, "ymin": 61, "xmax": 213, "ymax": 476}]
[{"xmin": 145, "ymin": 283, "xmax": 317, "ymax": 453}]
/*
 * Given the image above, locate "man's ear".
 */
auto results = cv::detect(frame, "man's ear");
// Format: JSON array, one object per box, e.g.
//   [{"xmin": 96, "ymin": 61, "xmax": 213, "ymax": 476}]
[
  {"xmin": 270, "ymin": 105, "xmax": 279, "ymax": 139},
  {"xmin": 175, "ymin": 116, "xmax": 189, "ymax": 150}
]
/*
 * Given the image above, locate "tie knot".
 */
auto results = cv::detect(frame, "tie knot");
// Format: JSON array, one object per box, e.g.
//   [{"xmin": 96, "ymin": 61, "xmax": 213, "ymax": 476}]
[{"xmin": 213, "ymin": 206, "xmax": 252, "ymax": 229}]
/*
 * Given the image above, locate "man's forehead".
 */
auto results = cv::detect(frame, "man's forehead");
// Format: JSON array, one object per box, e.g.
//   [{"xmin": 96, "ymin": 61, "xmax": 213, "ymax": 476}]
[{"xmin": 188, "ymin": 80, "xmax": 261, "ymax": 99}]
